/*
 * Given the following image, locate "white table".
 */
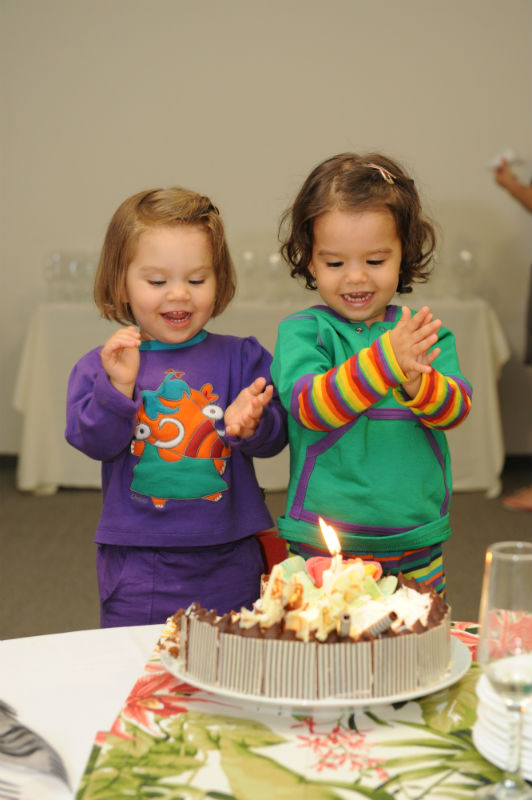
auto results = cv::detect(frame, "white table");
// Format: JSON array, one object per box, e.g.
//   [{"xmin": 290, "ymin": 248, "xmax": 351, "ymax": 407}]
[
  {"xmin": 13, "ymin": 296, "xmax": 510, "ymax": 496},
  {"xmin": 0, "ymin": 624, "xmax": 160, "ymax": 799},
  {"xmin": 0, "ymin": 623, "xmax": 493, "ymax": 799}
]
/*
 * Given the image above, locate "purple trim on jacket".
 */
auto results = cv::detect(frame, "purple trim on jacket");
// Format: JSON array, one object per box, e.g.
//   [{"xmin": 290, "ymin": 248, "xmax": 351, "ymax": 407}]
[{"xmin": 290, "ymin": 407, "xmax": 449, "ymax": 531}]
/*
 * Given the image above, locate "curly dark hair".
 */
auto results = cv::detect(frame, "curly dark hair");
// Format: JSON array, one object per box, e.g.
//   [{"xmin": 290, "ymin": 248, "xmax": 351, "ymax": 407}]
[{"xmin": 279, "ymin": 152, "xmax": 436, "ymax": 294}]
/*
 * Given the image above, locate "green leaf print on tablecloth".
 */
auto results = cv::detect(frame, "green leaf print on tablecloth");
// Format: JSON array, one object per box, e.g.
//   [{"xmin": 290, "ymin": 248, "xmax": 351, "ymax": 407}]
[
  {"xmin": 371, "ymin": 665, "xmax": 503, "ymax": 797},
  {"xmin": 77, "ymin": 699, "xmax": 502, "ymax": 800},
  {"xmin": 418, "ymin": 661, "xmax": 480, "ymax": 733},
  {"xmin": 76, "ymin": 647, "xmax": 504, "ymax": 800},
  {"xmin": 77, "ymin": 711, "xmax": 347, "ymax": 800}
]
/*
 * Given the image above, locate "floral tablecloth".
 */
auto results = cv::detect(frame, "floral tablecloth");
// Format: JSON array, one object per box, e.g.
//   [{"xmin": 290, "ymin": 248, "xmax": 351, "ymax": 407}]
[{"xmin": 75, "ymin": 622, "xmax": 503, "ymax": 799}]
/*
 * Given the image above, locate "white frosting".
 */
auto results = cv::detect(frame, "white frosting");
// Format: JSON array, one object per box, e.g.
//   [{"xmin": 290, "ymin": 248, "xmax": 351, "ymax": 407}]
[
  {"xmin": 348, "ymin": 586, "xmax": 432, "ymax": 637},
  {"xmin": 238, "ymin": 560, "xmax": 436, "ymax": 643},
  {"xmin": 386, "ymin": 586, "xmax": 433, "ymax": 630}
]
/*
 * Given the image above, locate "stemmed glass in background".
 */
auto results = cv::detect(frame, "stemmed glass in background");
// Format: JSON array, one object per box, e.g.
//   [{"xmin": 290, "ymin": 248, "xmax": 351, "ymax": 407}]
[{"xmin": 475, "ymin": 540, "xmax": 532, "ymax": 799}]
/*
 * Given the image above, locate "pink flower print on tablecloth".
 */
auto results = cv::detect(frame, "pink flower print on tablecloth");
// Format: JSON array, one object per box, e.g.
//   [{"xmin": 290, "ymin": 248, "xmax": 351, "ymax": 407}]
[
  {"xmin": 110, "ymin": 661, "xmax": 205, "ymax": 740},
  {"xmin": 293, "ymin": 716, "xmax": 388, "ymax": 780}
]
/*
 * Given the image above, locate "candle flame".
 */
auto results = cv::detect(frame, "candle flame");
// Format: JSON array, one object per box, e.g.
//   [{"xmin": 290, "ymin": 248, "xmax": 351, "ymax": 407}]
[{"xmin": 318, "ymin": 517, "xmax": 341, "ymax": 556}]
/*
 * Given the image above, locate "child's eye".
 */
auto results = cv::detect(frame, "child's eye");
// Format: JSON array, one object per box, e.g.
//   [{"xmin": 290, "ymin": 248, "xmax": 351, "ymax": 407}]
[
  {"xmin": 148, "ymin": 280, "xmax": 166, "ymax": 286},
  {"xmin": 189, "ymin": 279, "xmax": 205, "ymax": 285},
  {"xmin": 326, "ymin": 261, "xmax": 343, "ymax": 268},
  {"xmin": 367, "ymin": 260, "xmax": 385, "ymax": 266}
]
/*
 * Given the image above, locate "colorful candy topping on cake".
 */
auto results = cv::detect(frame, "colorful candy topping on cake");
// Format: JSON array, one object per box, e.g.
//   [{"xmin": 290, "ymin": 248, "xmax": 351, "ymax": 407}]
[{"xmin": 238, "ymin": 554, "xmax": 445, "ymax": 643}]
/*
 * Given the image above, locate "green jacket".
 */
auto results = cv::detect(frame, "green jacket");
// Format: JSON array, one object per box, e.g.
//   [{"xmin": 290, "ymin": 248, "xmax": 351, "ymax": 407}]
[{"xmin": 270, "ymin": 304, "xmax": 472, "ymax": 554}]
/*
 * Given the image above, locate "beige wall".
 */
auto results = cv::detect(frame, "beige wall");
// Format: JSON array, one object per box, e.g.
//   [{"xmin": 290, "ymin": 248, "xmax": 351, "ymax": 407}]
[{"xmin": 2, "ymin": 0, "xmax": 531, "ymax": 453}]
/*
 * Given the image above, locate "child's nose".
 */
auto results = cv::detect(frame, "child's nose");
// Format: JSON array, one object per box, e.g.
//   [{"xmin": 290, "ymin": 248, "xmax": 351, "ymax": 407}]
[
  {"xmin": 167, "ymin": 281, "xmax": 190, "ymax": 301},
  {"xmin": 346, "ymin": 263, "xmax": 368, "ymax": 283}
]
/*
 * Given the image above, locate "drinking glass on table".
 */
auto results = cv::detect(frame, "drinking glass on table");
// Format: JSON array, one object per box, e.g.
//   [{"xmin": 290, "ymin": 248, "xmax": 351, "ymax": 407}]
[{"xmin": 475, "ymin": 540, "xmax": 532, "ymax": 799}]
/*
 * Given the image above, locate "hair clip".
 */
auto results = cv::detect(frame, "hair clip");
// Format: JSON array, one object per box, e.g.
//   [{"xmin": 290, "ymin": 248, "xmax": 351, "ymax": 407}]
[{"xmin": 366, "ymin": 163, "xmax": 396, "ymax": 184}]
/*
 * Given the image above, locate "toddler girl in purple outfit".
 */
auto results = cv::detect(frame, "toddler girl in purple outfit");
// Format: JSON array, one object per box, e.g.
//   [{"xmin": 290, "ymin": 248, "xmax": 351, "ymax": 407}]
[{"xmin": 66, "ymin": 187, "xmax": 287, "ymax": 626}]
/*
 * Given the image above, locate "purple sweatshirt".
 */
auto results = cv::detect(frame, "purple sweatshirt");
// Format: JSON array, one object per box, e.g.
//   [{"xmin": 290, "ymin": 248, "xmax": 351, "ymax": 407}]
[{"xmin": 65, "ymin": 330, "xmax": 287, "ymax": 548}]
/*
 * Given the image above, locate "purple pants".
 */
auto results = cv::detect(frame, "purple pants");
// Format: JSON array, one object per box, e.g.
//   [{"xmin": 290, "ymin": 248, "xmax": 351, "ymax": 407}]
[{"xmin": 96, "ymin": 536, "xmax": 265, "ymax": 628}]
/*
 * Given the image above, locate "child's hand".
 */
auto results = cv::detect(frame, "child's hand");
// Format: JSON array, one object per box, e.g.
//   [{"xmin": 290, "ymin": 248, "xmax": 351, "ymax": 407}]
[
  {"xmin": 224, "ymin": 377, "xmax": 274, "ymax": 439},
  {"xmin": 389, "ymin": 306, "xmax": 441, "ymax": 396},
  {"xmin": 100, "ymin": 326, "xmax": 141, "ymax": 398}
]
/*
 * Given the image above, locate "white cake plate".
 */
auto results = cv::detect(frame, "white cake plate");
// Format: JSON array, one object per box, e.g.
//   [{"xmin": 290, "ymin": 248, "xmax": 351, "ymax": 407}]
[{"xmin": 160, "ymin": 636, "xmax": 471, "ymax": 711}]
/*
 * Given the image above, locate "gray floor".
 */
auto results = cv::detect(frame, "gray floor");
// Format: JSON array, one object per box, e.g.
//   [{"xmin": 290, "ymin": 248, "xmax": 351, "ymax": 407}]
[{"xmin": 1, "ymin": 456, "xmax": 530, "ymax": 639}]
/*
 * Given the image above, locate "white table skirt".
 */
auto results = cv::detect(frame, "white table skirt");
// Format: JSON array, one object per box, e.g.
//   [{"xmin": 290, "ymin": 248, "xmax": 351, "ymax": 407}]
[
  {"xmin": 13, "ymin": 296, "xmax": 510, "ymax": 496},
  {"xmin": 0, "ymin": 624, "xmax": 161, "ymax": 799}
]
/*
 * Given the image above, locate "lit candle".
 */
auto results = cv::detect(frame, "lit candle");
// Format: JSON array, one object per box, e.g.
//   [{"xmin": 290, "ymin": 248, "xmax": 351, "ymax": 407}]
[
  {"xmin": 319, "ymin": 517, "xmax": 342, "ymax": 571},
  {"xmin": 319, "ymin": 517, "xmax": 343, "ymax": 593}
]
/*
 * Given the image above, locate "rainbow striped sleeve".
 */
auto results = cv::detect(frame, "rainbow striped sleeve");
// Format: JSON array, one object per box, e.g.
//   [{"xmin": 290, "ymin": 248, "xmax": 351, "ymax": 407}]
[
  {"xmin": 392, "ymin": 370, "xmax": 472, "ymax": 429},
  {"xmin": 295, "ymin": 331, "xmax": 408, "ymax": 431}
]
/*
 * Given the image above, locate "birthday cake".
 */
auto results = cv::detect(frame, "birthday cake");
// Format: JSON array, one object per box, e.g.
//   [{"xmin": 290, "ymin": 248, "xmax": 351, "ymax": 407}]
[{"xmin": 160, "ymin": 553, "xmax": 451, "ymax": 702}]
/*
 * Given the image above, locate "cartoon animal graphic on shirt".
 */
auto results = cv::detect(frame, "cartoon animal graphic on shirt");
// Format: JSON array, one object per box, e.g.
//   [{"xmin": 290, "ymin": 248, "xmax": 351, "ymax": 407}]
[{"xmin": 130, "ymin": 370, "xmax": 231, "ymax": 508}]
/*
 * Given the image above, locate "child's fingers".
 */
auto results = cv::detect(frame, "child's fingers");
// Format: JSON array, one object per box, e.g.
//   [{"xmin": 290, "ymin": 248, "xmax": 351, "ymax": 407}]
[
  {"xmin": 409, "ymin": 342, "xmax": 441, "ymax": 374},
  {"xmin": 417, "ymin": 361, "xmax": 434, "ymax": 374},
  {"xmin": 419, "ymin": 332, "xmax": 439, "ymax": 350},
  {"xmin": 109, "ymin": 325, "xmax": 140, "ymax": 342},
  {"xmin": 406, "ymin": 308, "xmax": 441, "ymax": 338},
  {"xmin": 102, "ymin": 327, "xmax": 141, "ymax": 355},
  {"xmin": 225, "ymin": 379, "xmax": 272, "ymax": 439},
  {"xmin": 407, "ymin": 358, "xmax": 432, "ymax": 376},
  {"xmin": 400, "ymin": 305, "xmax": 427, "ymax": 331},
  {"xmin": 257, "ymin": 384, "xmax": 274, "ymax": 406},
  {"xmin": 249, "ymin": 376, "xmax": 267, "ymax": 395},
  {"xmin": 397, "ymin": 305, "xmax": 412, "ymax": 327},
  {"xmin": 427, "ymin": 317, "xmax": 442, "ymax": 333},
  {"xmin": 395, "ymin": 306, "xmax": 435, "ymax": 338},
  {"xmin": 412, "ymin": 305, "xmax": 429, "ymax": 320},
  {"xmin": 412, "ymin": 321, "xmax": 441, "ymax": 348},
  {"xmin": 249, "ymin": 397, "xmax": 267, "ymax": 420},
  {"xmin": 104, "ymin": 339, "xmax": 139, "ymax": 357},
  {"xmin": 250, "ymin": 386, "xmax": 274, "ymax": 416},
  {"xmin": 416, "ymin": 316, "xmax": 441, "ymax": 335},
  {"xmin": 226, "ymin": 414, "xmax": 256, "ymax": 437},
  {"xmin": 415, "ymin": 305, "xmax": 437, "ymax": 323},
  {"xmin": 425, "ymin": 347, "xmax": 441, "ymax": 364},
  {"xmin": 246, "ymin": 378, "xmax": 273, "ymax": 405}
]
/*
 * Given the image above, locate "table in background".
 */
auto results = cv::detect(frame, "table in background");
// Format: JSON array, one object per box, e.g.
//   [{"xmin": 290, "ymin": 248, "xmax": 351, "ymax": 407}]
[
  {"xmin": 13, "ymin": 296, "xmax": 509, "ymax": 496},
  {"xmin": 0, "ymin": 621, "xmax": 502, "ymax": 800}
]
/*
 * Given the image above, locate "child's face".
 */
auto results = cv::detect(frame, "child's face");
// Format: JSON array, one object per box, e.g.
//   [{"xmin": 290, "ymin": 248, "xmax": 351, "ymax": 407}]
[
  {"xmin": 125, "ymin": 224, "xmax": 216, "ymax": 343},
  {"xmin": 310, "ymin": 209, "xmax": 402, "ymax": 326}
]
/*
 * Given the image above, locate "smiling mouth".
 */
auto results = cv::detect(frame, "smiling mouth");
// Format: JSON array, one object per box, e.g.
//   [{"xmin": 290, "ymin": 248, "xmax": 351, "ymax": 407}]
[
  {"xmin": 162, "ymin": 311, "xmax": 192, "ymax": 324},
  {"xmin": 342, "ymin": 292, "xmax": 373, "ymax": 304}
]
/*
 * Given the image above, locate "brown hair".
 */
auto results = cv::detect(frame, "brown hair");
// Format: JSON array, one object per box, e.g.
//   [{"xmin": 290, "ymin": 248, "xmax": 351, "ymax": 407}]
[
  {"xmin": 279, "ymin": 152, "xmax": 436, "ymax": 294},
  {"xmin": 94, "ymin": 187, "xmax": 236, "ymax": 324}
]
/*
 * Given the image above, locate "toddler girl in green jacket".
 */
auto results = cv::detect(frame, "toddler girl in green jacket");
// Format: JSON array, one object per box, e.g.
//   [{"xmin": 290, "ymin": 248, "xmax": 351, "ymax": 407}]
[{"xmin": 271, "ymin": 153, "xmax": 472, "ymax": 596}]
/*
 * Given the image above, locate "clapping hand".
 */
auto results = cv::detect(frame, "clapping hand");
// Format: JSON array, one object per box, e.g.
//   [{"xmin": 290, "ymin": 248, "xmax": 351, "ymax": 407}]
[
  {"xmin": 100, "ymin": 326, "xmax": 142, "ymax": 398},
  {"xmin": 389, "ymin": 306, "xmax": 441, "ymax": 397},
  {"xmin": 224, "ymin": 377, "xmax": 274, "ymax": 439}
]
